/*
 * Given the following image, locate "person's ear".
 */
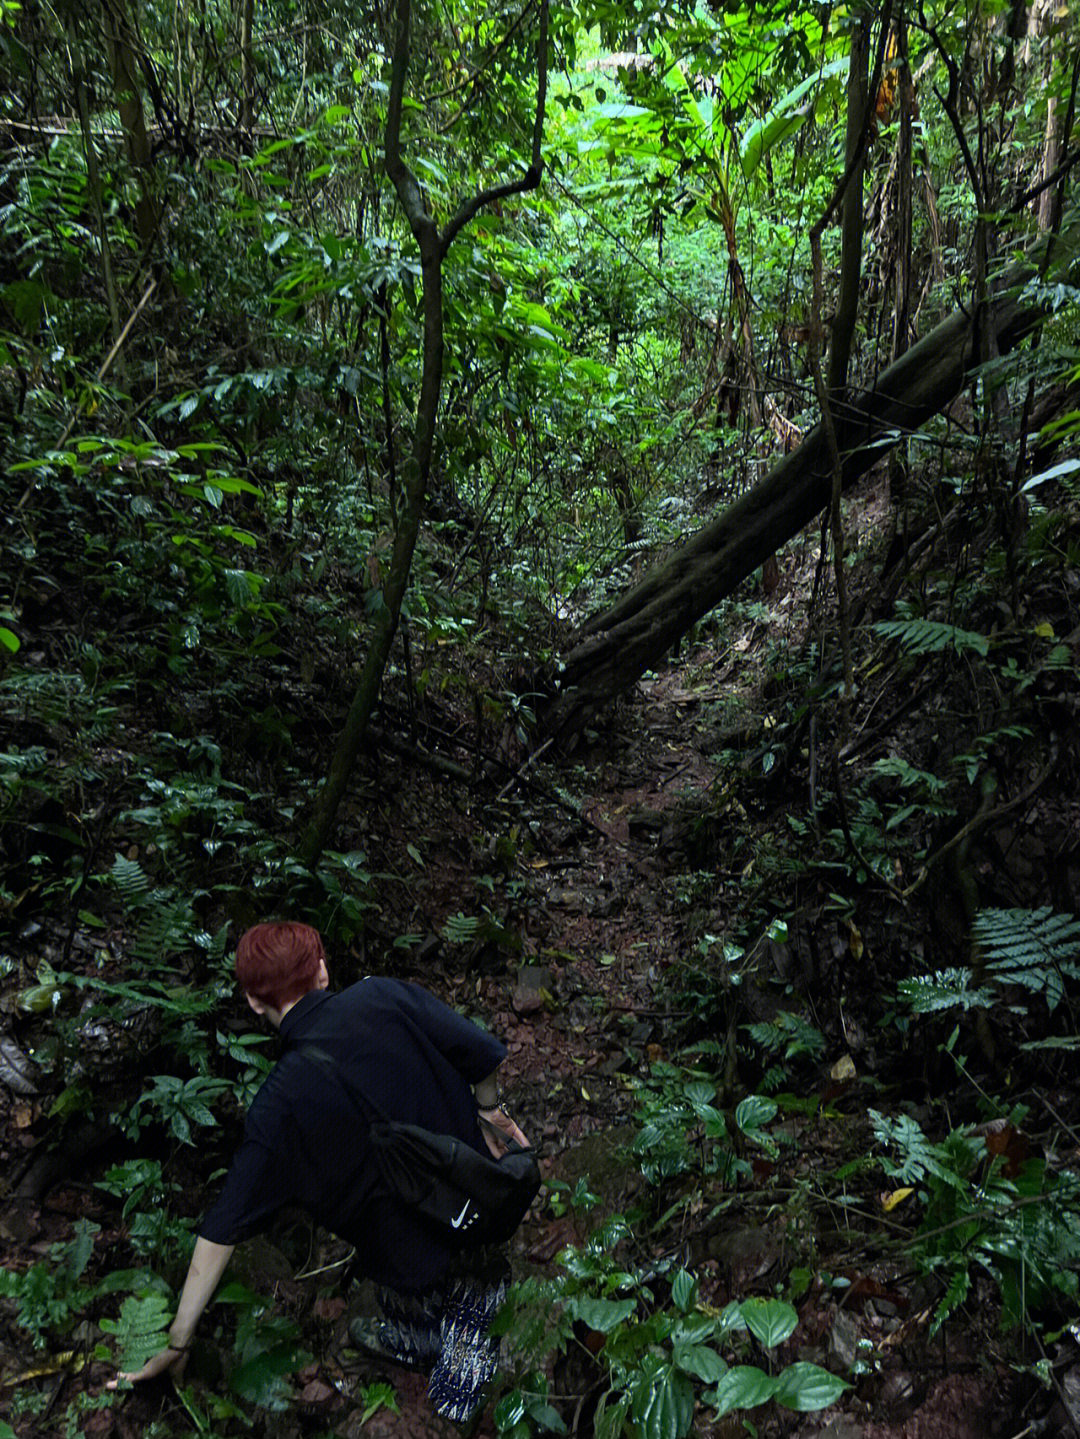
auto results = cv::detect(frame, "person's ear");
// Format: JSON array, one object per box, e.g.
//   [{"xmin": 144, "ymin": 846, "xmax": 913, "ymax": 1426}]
[
  {"xmin": 316, "ymin": 958, "xmax": 330, "ymax": 990},
  {"xmin": 245, "ymin": 991, "xmax": 267, "ymax": 1016}
]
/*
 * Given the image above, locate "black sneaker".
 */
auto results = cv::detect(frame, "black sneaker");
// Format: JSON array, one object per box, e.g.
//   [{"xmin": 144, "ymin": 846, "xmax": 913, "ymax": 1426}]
[{"xmin": 348, "ymin": 1317, "xmax": 431, "ymax": 1373}]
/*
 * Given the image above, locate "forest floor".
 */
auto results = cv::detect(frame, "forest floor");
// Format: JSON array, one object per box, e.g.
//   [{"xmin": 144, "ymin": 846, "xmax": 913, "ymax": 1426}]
[{"xmin": 2, "ymin": 475, "xmax": 1078, "ymax": 1439}]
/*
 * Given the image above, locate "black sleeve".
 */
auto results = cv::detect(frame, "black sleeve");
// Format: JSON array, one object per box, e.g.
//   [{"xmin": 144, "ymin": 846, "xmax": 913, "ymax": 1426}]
[
  {"xmin": 198, "ymin": 1134, "xmax": 288, "ymax": 1245},
  {"xmin": 198, "ymin": 1084, "xmax": 295, "ymax": 1245},
  {"xmin": 391, "ymin": 980, "xmax": 507, "ymax": 1082}
]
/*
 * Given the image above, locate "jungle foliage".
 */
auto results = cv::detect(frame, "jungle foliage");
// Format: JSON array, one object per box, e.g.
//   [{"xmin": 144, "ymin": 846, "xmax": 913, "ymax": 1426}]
[{"xmin": 2, "ymin": 0, "xmax": 1080, "ymax": 1433}]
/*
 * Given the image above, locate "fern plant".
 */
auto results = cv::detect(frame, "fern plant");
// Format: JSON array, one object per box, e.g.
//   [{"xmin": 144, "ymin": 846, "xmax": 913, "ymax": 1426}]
[
  {"xmin": 899, "ymin": 906, "xmax": 1080, "ymax": 1020},
  {"xmin": 869, "ymin": 1110, "xmax": 1080, "ymax": 1333},
  {"xmin": 100, "ymin": 1293, "xmax": 173, "ymax": 1371},
  {"xmin": 873, "ymin": 619, "xmax": 990, "ymax": 657},
  {"xmin": 972, "ymin": 907, "xmax": 1080, "ymax": 1011}
]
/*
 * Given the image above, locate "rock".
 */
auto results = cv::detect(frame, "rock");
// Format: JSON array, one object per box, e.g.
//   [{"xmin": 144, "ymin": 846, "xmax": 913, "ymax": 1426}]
[
  {"xmin": 512, "ymin": 966, "xmax": 554, "ymax": 1015},
  {"xmin": 826, "ymin": 1308, "xmax": 861, "ymax": 1371},
  {"xmin": 706, "ymin": 1225, "xmax": 782, "ymax": 1286},
  {"xmin": 299, "ymin": 1377, "xmax": 336, "ymax": 1406}
]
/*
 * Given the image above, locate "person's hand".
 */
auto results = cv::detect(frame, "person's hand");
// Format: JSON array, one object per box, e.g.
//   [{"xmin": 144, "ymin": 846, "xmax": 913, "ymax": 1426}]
[
  {"xmin": 106, "ymin": 1342, "xmax": 188, "ymax": 1388},
  {"xmin": 479, "ymin": 1106, "xmax": 530, "ymax": 1158}
]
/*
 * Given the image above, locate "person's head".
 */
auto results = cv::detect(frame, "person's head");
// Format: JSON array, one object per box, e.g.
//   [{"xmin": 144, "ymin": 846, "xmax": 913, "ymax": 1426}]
[{"xmin": 236, "ymin": 921, "xmax": 329, "ymax": 1019}]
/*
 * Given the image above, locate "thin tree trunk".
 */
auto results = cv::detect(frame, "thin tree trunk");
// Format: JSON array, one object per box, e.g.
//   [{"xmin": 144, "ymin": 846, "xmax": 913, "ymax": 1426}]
[
  {"xmin": 100, "ymin": 0, "xmax": 158, "ymax": 253},
  {"xmin": 239, "ymin": 0, "xmax": 256, "ymax": 133},
  {"xmin": 827, "ymin": 17, "xmax": 870, "ymax": 399},
  {"xmin": 888, "ymin": 16, "xmax": 915, "ymax": 509},
  {"xmin": 299, "ymin": 0, "xmax": 548, "ymax": 867},
  {"xmin": 893, "ymin": 18, "xmax": 914, "ymax": 364},
  {"xmin": 65, "ymin": 9, "xmax": 121, "ymax": 344},
  {"xmin": 808, "ymin": 11, "xmax": 880, "ymax": 707}
]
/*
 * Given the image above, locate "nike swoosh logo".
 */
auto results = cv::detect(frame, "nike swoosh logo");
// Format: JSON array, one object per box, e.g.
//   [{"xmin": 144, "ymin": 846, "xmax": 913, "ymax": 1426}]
[{"xmin": 450, "ymin": 1201, "xmax": 471, "ymax": 1229}]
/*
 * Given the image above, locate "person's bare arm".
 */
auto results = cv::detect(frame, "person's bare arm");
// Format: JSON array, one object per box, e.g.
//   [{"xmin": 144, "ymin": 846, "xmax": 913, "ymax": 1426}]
[{"xmin": 109, "ymin": 1236, "xmax": 235, "ymax": 1386}]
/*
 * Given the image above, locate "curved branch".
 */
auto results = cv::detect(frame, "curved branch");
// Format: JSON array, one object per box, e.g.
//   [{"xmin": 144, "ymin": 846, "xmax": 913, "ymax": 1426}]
[{"xmin": 440, "ymin": 0, "xmax": 548, "ymax": 257}]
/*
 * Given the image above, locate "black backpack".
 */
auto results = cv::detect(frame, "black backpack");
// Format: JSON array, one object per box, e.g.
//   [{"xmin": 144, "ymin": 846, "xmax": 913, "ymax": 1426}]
[{"xmin": 302, "ymin": 1045, "xmax": 541, "ymax": 1248}]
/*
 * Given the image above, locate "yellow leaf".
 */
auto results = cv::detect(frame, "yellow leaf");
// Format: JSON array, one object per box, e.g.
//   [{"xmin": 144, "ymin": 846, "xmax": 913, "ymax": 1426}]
[
  {"xmin": 581, "ymin": 1084, "xmax": 591, "ymax": 1101},
  {"xmin": 881, "ymin": 1187, "xmax": 915, "ymax": 1212},
  {"xmin": 1034, "ymin": 622, "xmax": 1055, "ymax": 639},
  {"xmin": 1, "ymin": 1352, "xmax": 85, "ymax": 1387}
]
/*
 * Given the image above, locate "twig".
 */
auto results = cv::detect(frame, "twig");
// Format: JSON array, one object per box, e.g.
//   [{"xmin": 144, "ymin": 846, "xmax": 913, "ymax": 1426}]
[
  {"xmin": 903, "ymin": 755, "xmax": 1057, "ymax": 899},
  {"xmin": 17, "ymin": 277, "xmax": 158, "ymax": 511},
  {"xmin": 497, "ymin": 735, "xmax": 556, "ymax": 802}
]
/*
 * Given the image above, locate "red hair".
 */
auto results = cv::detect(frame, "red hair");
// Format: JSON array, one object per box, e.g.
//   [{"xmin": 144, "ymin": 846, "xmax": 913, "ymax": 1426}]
[{"xmin": 236, "ymin": 922, "xmax": 325, "ymax": 1011}]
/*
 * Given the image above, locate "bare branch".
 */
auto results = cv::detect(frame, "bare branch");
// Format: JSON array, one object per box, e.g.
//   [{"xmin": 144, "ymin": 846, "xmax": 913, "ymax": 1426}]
[{"xmin": 440, "ymin": 0, "xmax": 548, "ymax": 257}]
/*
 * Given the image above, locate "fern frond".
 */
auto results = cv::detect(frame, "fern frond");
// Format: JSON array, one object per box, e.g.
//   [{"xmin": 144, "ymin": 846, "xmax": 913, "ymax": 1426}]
[
  {"xmin": 110, "ymin": 853, "xmax": 150, "ymax": 906},
  {"xmin": 973, "ymin": 907, "xmax": 1080, "ymax": 1012},
  {"xmin": 931, "ymin": 1265, "xmax": 971, "ymax": 1334},
  {"xmin": 129, "ymin": 896, "xmax": 198, "ymax": 967},
  {"xmin": 898, "ymin": 969, "xmax": 995, "ymax": 1014},
  {"xmin": 442, "ymin": 912, "xmax": 481, "ymax": 944},
  {"xmin": 874, "ymin": 619, "xmax": 990, "ymax": 657},
  {"xmin": 100, "ymin": 1293, "xmax": 173, "ymax": 1371}
]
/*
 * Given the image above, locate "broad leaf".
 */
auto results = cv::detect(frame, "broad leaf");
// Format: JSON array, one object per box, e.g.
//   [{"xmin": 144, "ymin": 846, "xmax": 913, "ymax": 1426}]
[
  {"xmin": 772, "ymin": 1362, "xmax": 849, "ymax": 1411},
  {"xmin": 673, "ymin": 1341, "xmax": 726, "ymax": 1383},
  {"xmin": 707, "ymin": 1364, "xmax": 778, "ymax": 1416},
  {"xmin": 740, "ymin": 1297, "xmax": 798, "ymax": 1348},
  {"xmin": 636, "ymin": 1366, "xmax": 695, "ymax": 1439},
  {"xmin": 568, "ymin": 1296, "xmax": 637, "ymax": 1332}
]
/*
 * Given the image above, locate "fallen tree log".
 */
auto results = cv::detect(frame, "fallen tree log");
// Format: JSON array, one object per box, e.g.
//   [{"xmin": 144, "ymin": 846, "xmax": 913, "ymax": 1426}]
[{"xmin": 540, "ymin": 249, "xmax": 1070, "ymax": 740}]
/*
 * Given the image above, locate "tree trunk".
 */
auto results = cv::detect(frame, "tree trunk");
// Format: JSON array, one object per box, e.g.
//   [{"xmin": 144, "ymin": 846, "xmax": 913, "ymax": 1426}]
[
  {"xmin": 239, "ymin": 0, "xmax": 256, "ymax": 133},
  {"xmin": 299, "ymin": 0, "xmax": 548, "ymax": 867},
  {"xmin": 64, "ymin": 6, "xmax": 121, "ymax": 343},
  {"xmin": 539, "ymin": 245, "xmax": 1071, "ymax": 741},
  {"xmin": 100, "ymin": 0, "xmax": 158, "ymax": 253}
]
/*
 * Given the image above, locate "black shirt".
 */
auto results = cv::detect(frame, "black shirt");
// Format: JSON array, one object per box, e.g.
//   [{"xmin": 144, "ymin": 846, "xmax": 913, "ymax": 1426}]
[{"xmin": 199, "ymin": 977, "xmax": 506, "ymax": 1291}]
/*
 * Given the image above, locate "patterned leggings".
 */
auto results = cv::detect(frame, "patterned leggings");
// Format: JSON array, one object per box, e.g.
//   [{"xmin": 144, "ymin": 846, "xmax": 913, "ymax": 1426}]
[{"xmin": 375, "ymin": 1255, "xmax": 509, "ymax": 1424}]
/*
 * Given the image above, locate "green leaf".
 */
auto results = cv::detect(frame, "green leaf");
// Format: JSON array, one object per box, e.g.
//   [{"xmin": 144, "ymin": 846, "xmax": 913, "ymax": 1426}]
[
  {"xmin": 740, "ymin": 1297, "xmax": 798, "ymax": 1347},
  {"xmin": 735, "ymin": 1095, "xmax": 778, "ymax": 1133},
  {"xmin": 0, "ymin": 626, "xmax": 20, "ymax": 653},
  {"xmin": 68, "ymin": 1219, "xmax": 99, "ymax": 1281},
  {"xmin": 229, "ymin": 1340, "xmax": 312, "ymax": 1408},
  {"xmin": 100, "ymin": 1293, "xmax": 173, "ymax": 1371},
  {"xmin": 898, "ymin": 969, "xmax": 994, "ymax": 1013},
  {"xmin": 740, "ymin": 58, "xmax": 848, "ymax": 180},
  {"xmin": 213, "ymin": 475, "xmax": 264, "ymax": 496},
  {"xmin": 358, "ymin": 1380, "xmax": 399, "ymax": 1422},
  {"xmin": 495, "ymin": 1391, "xmax": 527, "ymax": 1430},
  {"xmin": 874, "ymin": 619, "xmax": 989, "ymax": 657},
  {"xmin": 772, "ymin": 1362, "xmax": 849, "ymax": 1411},
  {"xmin": 638, "ymin": 1367, "xmax": 695, "ymax": 1439},
  {"xmin": 670, "ymin": 1269, "xmax": 696, "ymax": 1312},
  {"xmin": 567, "ymin": 1296, "xmax": 637, "ymax": 1332},
  {"xmin": 1021, "ymin": 455, "xmax": 1080, "ymax": 492},
  {"xmin": 4, "ymin": 278, "xmax": 48, "ymax": 332},
  {"xmin": 530, "ymin": 1402, "xmax": 567, "ymax": 1433},
  {"xmin": 594, "ymin": 1390, "xmax": 632, "ymax": 1439},
  {"xmin": 673, "ymin": 1341, "xmax": 726, "ymax": 1383},
  {"xmin": 707, "ymin": 1364, "xmax": 778, "ymax": 1416}
]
